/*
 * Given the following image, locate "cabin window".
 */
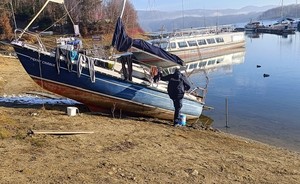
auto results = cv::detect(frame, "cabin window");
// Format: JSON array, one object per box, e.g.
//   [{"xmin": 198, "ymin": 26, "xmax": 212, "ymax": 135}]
[
  {"xmin": 169, "ymin": 42, "xmax": 176, "ymax": 49},
  {"xmin": 206, "ymin": 38, "xmax": 216, "ymax": 44},
  {"xmin": 187, "ymin": 40, "xmax": 197, "ymax": 47},
  {"xmin": 215, "ymin": 37, "xmax": 224, "ymax": 43},
  {"xmin": 177, "ymin": 41, "xmax": 188, "ymax": 48},
  {"xmin": 198, "ymin": 61, "xmax": 207, "ymax": 68},
  {"xmin": 208, "ymin": 59, "xmax": 215, "ymax": 65},
  {"xmin": 159, "ymin": 42, "xmax": 168, "ymax": 49},
  {"xmin": 152, "ymin": 42, "xmax": 159, "ymax": 47},
  {"xmin": 197, "ymin": 39, "xmax": 206, "ymax": 45},
  {"xmin": 188, "ymin": 63, "xmax": 198, "ymax": 70}
]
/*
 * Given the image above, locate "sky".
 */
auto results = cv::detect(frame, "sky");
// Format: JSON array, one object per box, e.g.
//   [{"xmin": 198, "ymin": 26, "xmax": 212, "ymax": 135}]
[{"xmin": 130, "ymin": 0, "xmax": 298, "ymax": 11}]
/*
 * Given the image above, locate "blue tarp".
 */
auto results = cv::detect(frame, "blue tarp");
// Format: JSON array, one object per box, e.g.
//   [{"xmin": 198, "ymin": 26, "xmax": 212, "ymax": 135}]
[{"xmin": 112, "ymin": 17, "xmax": 183, "ymax": 66}]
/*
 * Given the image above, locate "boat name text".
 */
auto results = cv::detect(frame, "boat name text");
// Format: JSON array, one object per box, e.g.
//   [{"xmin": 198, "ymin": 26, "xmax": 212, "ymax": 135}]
[{"xmin": 30, "ymin": 57, "xmax": 55, "ymax": 67}]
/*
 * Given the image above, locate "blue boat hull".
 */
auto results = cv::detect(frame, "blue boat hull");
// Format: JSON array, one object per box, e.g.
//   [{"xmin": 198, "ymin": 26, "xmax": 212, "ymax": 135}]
[{"xmin": 12, "ymin": 44, "xmax": 203, "ymax": 120}]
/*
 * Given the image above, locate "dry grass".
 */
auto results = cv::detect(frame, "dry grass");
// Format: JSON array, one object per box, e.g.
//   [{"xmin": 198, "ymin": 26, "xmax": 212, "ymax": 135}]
[{"xmin": 0, "ymin": 111, "xmax": 18, "ymax": 139}]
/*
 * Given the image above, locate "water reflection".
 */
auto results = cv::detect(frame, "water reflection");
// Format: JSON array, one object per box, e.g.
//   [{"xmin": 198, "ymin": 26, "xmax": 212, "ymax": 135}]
[
  {"xmin": 201, "ymin": 32, "xmax": 300, "ymax": 152},
  {"xmin": 245, "ymin": 30, "xmax": 295, "ymax": 39},
  {"xmin": 245, "ymin": 31, "xmax": 260, "ymax": 39},
  {"xmin": 162, "ymin": 48, "xmax": 247, "ymax": 130},
  {"xmin": 162, "ymin": 47, "xmax": 246, "ymax": 76}
]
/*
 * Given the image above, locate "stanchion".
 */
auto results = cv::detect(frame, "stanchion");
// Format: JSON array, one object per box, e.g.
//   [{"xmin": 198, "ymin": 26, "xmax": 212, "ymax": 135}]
[{"xmin": 225, "ymin": 97, "xmax": 230, "ymax": 128}]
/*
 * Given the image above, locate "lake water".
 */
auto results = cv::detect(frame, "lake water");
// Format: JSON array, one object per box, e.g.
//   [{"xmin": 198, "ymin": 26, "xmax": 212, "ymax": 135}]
[{"xmin": 191, "ymin": 32, "xmax": 300, "ymax": 152}]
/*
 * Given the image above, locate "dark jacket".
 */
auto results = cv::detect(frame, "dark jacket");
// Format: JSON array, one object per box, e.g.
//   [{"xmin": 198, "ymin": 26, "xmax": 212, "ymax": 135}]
[{"xmin": 161, "ymin": 69, "xmax": 191, "ymax": 99}]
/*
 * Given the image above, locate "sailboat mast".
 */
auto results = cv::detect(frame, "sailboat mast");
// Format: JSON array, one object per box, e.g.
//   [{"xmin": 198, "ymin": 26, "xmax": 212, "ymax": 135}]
[
  {"xmin": 10, "ymin": 0, "xmax": 17, "ymax": 29},
  {"xmin": 281, "ymin": 0, "xmax": 283, "ymax": 19},
  {"xmin": 120, "ymin": 0, "xmax": 127, "ymax": 18}
]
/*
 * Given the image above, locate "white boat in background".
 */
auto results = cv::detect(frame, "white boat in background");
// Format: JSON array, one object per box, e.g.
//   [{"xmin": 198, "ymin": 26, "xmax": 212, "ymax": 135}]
[
  {"xmin": 270, "ymin": 18, "xmax": 295, "ymax": 30},
  {"xmin": 132, "ymin": 26, "xmax": 245, "ymax": 67},
  {"xmin": 244, "ymin": 21, "xmax": 262, "ymax": 31},
  {"xmin": 291, "ymin": 18, "xmax": 300, "ymax": 29},
  {"xmin": 257, "ymin": 19, "xmax": 296, "ymax": 35},
  {"xmin": 255, "ymin": 0, "xmax": 296, "ymax": 35}
]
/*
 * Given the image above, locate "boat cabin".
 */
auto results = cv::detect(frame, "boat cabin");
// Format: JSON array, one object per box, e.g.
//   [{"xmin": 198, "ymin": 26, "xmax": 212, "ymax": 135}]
[{"xmin": 151, "ymin": 35, "xmax": 229, "ymax": 51}]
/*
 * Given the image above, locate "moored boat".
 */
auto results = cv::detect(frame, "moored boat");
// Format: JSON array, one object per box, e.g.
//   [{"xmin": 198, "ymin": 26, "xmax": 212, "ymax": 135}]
[
  {"xmin": 10, "ymin": 0, "xmax": 207, "ymax": 120},
  {"xmin": 244, "ymin": 21, "xmax": 262, "ymax": 31},
  {"xmin": 132, "ymin": 26, "xmax": 245, "ymax": 67},
  {"xmin": 256, "ymin": 20, "xmax": 296, "ymax": 35}
]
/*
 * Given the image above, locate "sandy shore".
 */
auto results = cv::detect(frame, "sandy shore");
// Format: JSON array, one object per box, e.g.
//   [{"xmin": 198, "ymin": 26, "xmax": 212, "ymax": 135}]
[{"xmin": 1, "ymin": 56, "xmax": 300, "ymax": 183}]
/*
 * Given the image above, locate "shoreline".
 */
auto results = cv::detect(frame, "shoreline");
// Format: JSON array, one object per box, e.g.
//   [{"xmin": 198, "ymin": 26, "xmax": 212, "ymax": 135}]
[
  {"xmin": 1, "ymin": 94, "xmax": 299, "ymax": 154},
  {"xmin": 212, "ymin": 124, "xmax": 300, "ymax": 153},
  {"xmin": 1, "ymin": 90, "xmax": 299, "ymax": 153}
]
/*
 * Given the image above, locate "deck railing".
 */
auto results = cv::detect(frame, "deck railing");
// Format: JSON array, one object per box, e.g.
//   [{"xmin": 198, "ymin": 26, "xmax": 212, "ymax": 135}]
[{"xmin": 14, "ymin": 29, "xmax": 47, "ymax": 52}]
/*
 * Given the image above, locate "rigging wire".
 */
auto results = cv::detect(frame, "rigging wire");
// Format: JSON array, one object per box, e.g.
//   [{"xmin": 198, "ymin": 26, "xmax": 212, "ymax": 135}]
[
  {"xmin": 181, "ymin": 0, "xmax": 185, "ymax": 29},
  {"xmin": 37, "ymin": 50, "xmax": 45, "ymax": 110},
  {"xmin": 40, "ymin": 0, "xmax": 81, "ymax": 34},
  {"xmin": 9, "ymin": 0, "xmax": 17, "ymax": 29},
  {"xmin": 147, "ymin": 0, "xmax": 156, "ymax": 11},
  {"xmin": 63, "ymin": 3, "xmax": 75, "ymax": 26}
]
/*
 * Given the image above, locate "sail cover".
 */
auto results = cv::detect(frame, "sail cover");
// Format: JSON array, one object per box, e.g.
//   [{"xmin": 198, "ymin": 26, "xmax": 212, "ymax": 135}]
[
  {"xmin": 111, "ymin": 17, "xmax": 133, "ymax": 52},
  {"xmin": 112, "ymin": 17, "xmax": 183, "ymax": 66}
]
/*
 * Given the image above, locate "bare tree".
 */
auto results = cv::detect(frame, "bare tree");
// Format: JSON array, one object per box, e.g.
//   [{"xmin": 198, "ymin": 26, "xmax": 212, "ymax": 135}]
[
  {"xmin": 0, "ymin": 10, "xmax": 13, "ymax": 40},
  {"xmin": 104, "ymin": 0, "xmax": 141, "ymax": 35},
  {"xmin": 0, "ymin": 1, "xmax": 13, "ymax": 40},
  {"xmin": 9, "ymin": 0, "xmax": 142, "ymax": 37}
]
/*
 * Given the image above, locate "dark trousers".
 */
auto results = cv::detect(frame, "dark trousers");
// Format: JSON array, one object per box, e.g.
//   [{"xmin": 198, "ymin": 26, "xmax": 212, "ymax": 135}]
[
  {"xmin": 121, "ymin": 55, "xmax": 133, "ymax": 81},
  {"xmin": 172, "ymin": 98, "xmax": 183, "ymax": 124}
]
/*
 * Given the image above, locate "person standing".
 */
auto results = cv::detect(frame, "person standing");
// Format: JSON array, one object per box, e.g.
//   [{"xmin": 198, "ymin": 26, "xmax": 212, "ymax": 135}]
[{"xmin": 160, "ymin": 68, "xmax": 191, "ymax": 126}]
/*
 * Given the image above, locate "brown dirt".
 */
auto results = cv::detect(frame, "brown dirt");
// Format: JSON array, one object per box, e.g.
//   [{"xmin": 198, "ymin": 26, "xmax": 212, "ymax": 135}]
[{"xmin": 0, "ymin": 56, "xmax": 300, "ymax": 183}]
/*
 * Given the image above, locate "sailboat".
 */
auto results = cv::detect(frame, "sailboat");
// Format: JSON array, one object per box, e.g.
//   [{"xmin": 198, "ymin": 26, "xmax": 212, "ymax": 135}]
[
  {"xmin": 257, "ymin": 0, "xmax": 296, "ymax": 35},
  {"xmin": 10, "ymin": 0, "xmax": 207, "ymax": 120}
]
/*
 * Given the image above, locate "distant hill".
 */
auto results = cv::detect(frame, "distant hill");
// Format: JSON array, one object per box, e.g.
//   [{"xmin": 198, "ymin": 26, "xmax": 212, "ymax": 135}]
[
  {"xmin": 137, "ymin": 5, "xmax": 276, "ymax": 31},
  {"xmin": 259, "ymin": 4, "xmax": 300, "ymax": 20},
  {"xmin": 140, "ymin": 12, "xmax": 263, "ymax": 31}
]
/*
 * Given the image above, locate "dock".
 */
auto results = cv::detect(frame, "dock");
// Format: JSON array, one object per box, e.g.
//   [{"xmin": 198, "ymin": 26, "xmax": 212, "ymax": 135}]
[{"xmin": 256, "ymin": 27, "xmax": 295, "ymax": 35}]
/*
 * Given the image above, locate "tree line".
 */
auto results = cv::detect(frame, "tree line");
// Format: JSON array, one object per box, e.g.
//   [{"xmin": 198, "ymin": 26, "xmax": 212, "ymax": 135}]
[
  {"xmin": 0, "ymin": 0, "xmax": 142, "ymax": 40},
  {"xmin": 259, "ymin": 4, "xmax": 300, "ymax": 20}
]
